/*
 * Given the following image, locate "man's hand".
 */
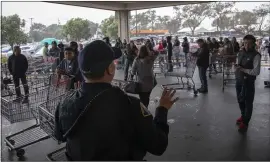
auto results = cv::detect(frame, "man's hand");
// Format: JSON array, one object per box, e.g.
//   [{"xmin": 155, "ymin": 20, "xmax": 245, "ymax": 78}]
[{"xmin": 159, "ymin": 88, "xmax": 179, "ymax": 110}]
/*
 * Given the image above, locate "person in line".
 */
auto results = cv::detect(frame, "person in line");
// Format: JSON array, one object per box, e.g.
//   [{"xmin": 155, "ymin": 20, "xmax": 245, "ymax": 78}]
[
  {"xmin": 49, "ymin": 41, "xmax": 60, "ymax": 63},
  {"xmin": 222, "ymin": 38, "xmax": 235, "ymax": 74},
  {"xmin": 56, "ymin": 47, "xmax": 80, "ymax": 90},
  {"xmin": 206, "ymin": 37, "xmax": 217, "ymax": 75},
  {"xmin": 162, "ymin": 37, "xmax": 167, "ymax": 49},
  {"xmin": 191, "ymin": 39, "xmax": 210, "ymax": 93},
  {"xmin": 124, "ymin": 40, "xmax": 138, "ymax": 81},
  {"xmin": 54, "ymin": 40, "xmax": 179, "ymax": 160},
  {"xmin": 43, "ymin": 42, "xmax": 49, "ymax": 62},
  {"xmin": 167, "ymin": 36, "xmax": 173, "ymax": 72},
  {"xmin": 131, "ymin": 45, "xmax": 158, "ymax": 107},
  {"xmin": 49, "ymin": 41, "xmax": 60, "ymax": 57},
  {"xmin": 58, "ymin": 42, "xmax": 65, "ymax": 63},
  {"xmin": 219, "ymin": 37, "xmax": 224, "ymax": 47},
  {"xmin": 8, "ymin": 46, "xmax": 29, "ymax": 103},
  {"xmin": 182, "ymin": 37, "xmax": 190, "ymax": 67},
  {"xmin": 150, "ymin": 38, "xmax": 156, "ymax": 48},
  {"xmin": 103, "ymin": 37, "xmax": 112, "ymax": 47},
  {"xmin": 115, "ymin": 37, "xmax": 123, "ymax": 49},
  {"xmin": 79, "ymin": 43, "xmax": 84, "ymax": 53},
  {"xmin": 232, "ymin": 37, "xmax": 240, "ymax": 55},
  {"xmin": 235, "ymin": 34, "xmax": 261, "ymax": 132},
  {"xmin": 173, "ymin": 36, "xmax": 181, "ymax": 67},
  {"xmin": 70, "ymin": 41, "xmax": 79, "ymax": 58},
  {"xmin": 211, "ymin": 38, "xmax": 220, "ymax": 73},
  {"xmin": 123, "ymin": 39, "xmax": 127, "ymax": 48}
]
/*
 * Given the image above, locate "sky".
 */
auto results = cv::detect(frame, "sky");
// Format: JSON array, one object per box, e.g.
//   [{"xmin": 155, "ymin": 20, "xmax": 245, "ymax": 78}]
[{"xmin": 1, "ymin": 1, "xmax": 269, "ymax": 32}]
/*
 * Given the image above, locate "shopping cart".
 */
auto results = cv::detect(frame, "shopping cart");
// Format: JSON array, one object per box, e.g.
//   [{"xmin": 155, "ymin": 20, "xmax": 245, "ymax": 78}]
[
  {"xmin": 161, "ymin": 55, "xmax": 198, "ymax": 96},
  {"xmin": 2, "ymin": 74, "xmax": 74, "ymax": 158},
  {"xmin": 221, "ymin": 55, "xmax": 237, "ymax": 92},
  {"xmin": 38, "ymin": 79, "xmax": 128, "ymax": 161}
]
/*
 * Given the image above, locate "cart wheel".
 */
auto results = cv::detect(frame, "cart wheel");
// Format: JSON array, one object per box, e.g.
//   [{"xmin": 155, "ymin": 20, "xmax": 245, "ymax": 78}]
[
  {"xmin": 9, "ymin": 139, "xmax": 15, "ymax": 145},
  {"xmin": 16, "ymin": 149, "xmax": 25, "ymax": 158},
  {"xmin": 187, "ymin": 86, "xmax": 191, "ymax": 90}
]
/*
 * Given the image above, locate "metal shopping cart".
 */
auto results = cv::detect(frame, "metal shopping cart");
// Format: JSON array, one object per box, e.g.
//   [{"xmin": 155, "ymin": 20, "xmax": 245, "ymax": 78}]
[
  {"xmin": 38, "ymin": 79, "xmax": 128, "ymax": 161},
  {"xmin": 221, "ymin": 55, "xmax": 237, "ymax": 92},
  {"xmin": 2, "ymin": 74, "xmax": 73, "ymax": 158},
  {"xmin": 161, "ymin": 56, "xmax": 198, "ymax": 96}
]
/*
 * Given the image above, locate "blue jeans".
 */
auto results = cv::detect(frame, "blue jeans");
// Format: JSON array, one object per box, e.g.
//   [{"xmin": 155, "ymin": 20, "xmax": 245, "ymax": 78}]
[{"xmin": 198, "ymin": 66, "xmax": 208, "ymax": 88}]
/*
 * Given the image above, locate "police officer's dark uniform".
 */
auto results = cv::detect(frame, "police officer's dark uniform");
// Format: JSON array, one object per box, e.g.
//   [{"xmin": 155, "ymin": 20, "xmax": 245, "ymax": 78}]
[
  {"xmin": 54, "ymin": 40, "xmax": 169, "ymax": 160},
  {"xmin": 235, "ymin": 35, "xmax": 261, "ymax": 132}
]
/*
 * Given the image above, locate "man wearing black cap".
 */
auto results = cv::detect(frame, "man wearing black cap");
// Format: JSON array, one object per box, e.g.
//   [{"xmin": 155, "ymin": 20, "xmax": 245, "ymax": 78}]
[
  {"xmin": 54, "ymin": 40, "xmax": 179, "ymax": 160},
  {"xmin": 235, "ymin": 34, "xmax": 261, "ymax": 132}
]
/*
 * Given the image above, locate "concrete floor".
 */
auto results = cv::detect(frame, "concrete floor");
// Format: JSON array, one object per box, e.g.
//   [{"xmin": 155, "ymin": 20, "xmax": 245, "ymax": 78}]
[{"xmin": 1, "ymin": 66, "xmax": 270, "ymax": 161}]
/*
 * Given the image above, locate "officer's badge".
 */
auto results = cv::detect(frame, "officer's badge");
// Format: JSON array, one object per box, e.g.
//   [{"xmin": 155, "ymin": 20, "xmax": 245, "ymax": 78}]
[{"xmin": 140, "ymin": 102, "xmax": 151, "ymax": 117}]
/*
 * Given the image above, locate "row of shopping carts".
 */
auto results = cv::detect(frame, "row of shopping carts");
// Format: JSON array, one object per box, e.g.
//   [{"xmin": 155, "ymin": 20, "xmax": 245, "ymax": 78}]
[
  {"xmin": 2, "ymin": 73, "xmax": 74, "ymax": 158},
  {"xmin": 208, "ymin": 52, "xmax": 238, "ymax": 91}
]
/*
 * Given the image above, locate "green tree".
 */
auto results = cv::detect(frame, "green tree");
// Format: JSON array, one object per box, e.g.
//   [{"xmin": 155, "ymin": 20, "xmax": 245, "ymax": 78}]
[
  {"xmin": 29, "ymin": 22, "xmax": 46, "ymax": 41},
  {"xmin": 235, "ymin": 10, "xmax": 258, "ymax": 34},
  {"xmin": 181, "ymin": 3, "xmax": 212, "ymax": 36},
  {"xmin": 63, "ymin": 18, "xmax": 91, "ymax": 41},
  {"xmin": 146, "ymin": 9, "xmax": 157, "ymax": 30},
  {"xmin": 253, "ymin": 3, "xmax": 270, "ymax": 35},
  {"xmin": 210, "ymin": 2, "xmax": 235, "ymax": 32},
  {"xmin": 100, "ymin": 15, "xmax": 118, "ymax": 38},
  {"xmin": 1, "ymin": 14, "xmax": 27, "ymax": 48}
]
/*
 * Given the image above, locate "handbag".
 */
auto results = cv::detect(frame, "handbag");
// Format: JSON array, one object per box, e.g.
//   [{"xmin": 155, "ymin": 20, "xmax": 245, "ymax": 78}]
[{"xmin": 124, "ymin": 73, "xmax": 141, "ymax": 94}]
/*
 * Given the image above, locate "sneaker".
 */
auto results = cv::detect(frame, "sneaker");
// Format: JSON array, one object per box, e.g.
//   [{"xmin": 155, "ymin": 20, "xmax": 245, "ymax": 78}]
[
  {"xmin": 236, "ymin": 116, "xmax": 243, "ymax": 125},
  {"xmin": 238, "ymin": 122, "xmax": 248, "ymax": 132}
]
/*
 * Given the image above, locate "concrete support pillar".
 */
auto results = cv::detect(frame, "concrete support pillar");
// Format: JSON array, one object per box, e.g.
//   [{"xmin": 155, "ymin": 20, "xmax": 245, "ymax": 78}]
[{"xmin": 115, "ymin": 10, "xmax": 130, "ymax": 42}]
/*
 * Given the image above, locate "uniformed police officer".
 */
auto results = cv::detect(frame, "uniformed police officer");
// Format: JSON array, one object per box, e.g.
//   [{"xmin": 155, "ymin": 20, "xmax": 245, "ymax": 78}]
[
  {"xmin": 235, "ymin": 35, "xmax": 261, "ymax": 132},
  {"xmin": 54, "ymin": 40, "xmax": 179, "ymax": 160}
]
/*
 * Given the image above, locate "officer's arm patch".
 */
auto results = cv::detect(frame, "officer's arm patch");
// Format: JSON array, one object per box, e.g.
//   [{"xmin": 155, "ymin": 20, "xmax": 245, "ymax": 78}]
[{"xmin": 140, "ymin": 102, "xmax": 152, "ymax": 117}]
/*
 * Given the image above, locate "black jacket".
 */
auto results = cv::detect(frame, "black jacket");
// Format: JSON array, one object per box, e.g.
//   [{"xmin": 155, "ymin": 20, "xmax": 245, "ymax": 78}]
[
  {"xmin": 8, "ymin": 54, "xmax": 28, "ymax": 77},
  {"xmin": 126, "ymin": 44, "xmax": 138, "ymax": 60},
  {"xmin": 194, "ymin": 44, "xmax": 210, "ymax": 68},
  {"xmin": 182, "ymin": 41, "xmax": 190, "ymax": 53},
  {"xmin": 54, "ymin": 82, "xmax": 169, "ymax": 160},
  {"xmin": 232, "ymin": 42, "xmax": 240, "ymax": 54}
]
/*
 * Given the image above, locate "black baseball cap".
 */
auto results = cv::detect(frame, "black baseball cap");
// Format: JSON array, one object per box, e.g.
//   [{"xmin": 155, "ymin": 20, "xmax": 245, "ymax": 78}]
[{"xmin": 78, "ymin": 40, "xmax": 122, "ymax": 76}]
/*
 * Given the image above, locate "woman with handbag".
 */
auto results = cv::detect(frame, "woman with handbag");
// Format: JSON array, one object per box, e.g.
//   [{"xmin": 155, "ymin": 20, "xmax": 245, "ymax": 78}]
[{"xmin": 131, "ymin": 45, "xmax": 158, "ymax": 107}]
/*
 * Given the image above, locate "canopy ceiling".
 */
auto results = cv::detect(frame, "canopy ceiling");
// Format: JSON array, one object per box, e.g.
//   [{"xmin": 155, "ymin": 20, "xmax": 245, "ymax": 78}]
[{"xmin": 47, "ymin": 1, "xmax": 206, "ymax": 11}]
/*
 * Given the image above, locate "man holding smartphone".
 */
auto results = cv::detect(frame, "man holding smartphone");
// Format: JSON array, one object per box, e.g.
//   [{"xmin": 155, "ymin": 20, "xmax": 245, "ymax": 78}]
[{"xmin": 235, "ymin": 35, "xmax": 261, "ymax": 132}]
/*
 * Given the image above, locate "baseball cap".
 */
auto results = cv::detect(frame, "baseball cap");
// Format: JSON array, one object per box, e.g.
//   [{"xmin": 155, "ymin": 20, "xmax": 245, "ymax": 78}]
[{"xmin": 78, "ymin": 40, "xmax": 122, "ymax": 76}]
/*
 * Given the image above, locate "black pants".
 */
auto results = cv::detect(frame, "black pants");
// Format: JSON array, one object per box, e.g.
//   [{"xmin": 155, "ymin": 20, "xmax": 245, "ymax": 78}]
[
  {"xmin": 13, "ymin": 75, "xmax": 29, "ymax": 97},
  {"xmin": 139, "ymin": 92, "xmax": 151, "ymax": 108},
  {"xmin": 198, "ymin": 66, "xmax": 208, "ymax": 89},
  {"xmin": 168, "ymin": 53, "xmax": 173, "ymax": 71},
  {"xmin": 236, "ymin": 79, "xmax": 255, "ymax": 125},
  {"xmin": 124, "ymin": 59, "xmax": 134, "ymax": 80}
]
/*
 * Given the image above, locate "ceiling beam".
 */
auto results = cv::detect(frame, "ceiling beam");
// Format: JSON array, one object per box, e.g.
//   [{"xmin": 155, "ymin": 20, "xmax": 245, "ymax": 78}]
[
  {"xmin": 46, "ymin": 1, "xmax": 209, "ymax": 11},
  {"xmin": 126, "ymin": 1, "xmax": 205, "ymax": 10},
  {"xmin": 45, "ymin": 1, "xmax": 125, "ymax": 11}
]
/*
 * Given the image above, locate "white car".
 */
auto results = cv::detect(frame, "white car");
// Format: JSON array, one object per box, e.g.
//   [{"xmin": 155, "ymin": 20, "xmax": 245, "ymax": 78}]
[
  {"xmin": 2, "ymin": 45, "xmax": 39, "ymax": 58},
  {"xmin": 31, "ymin": 45, "xmax": 52, "ymax": 59}
]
